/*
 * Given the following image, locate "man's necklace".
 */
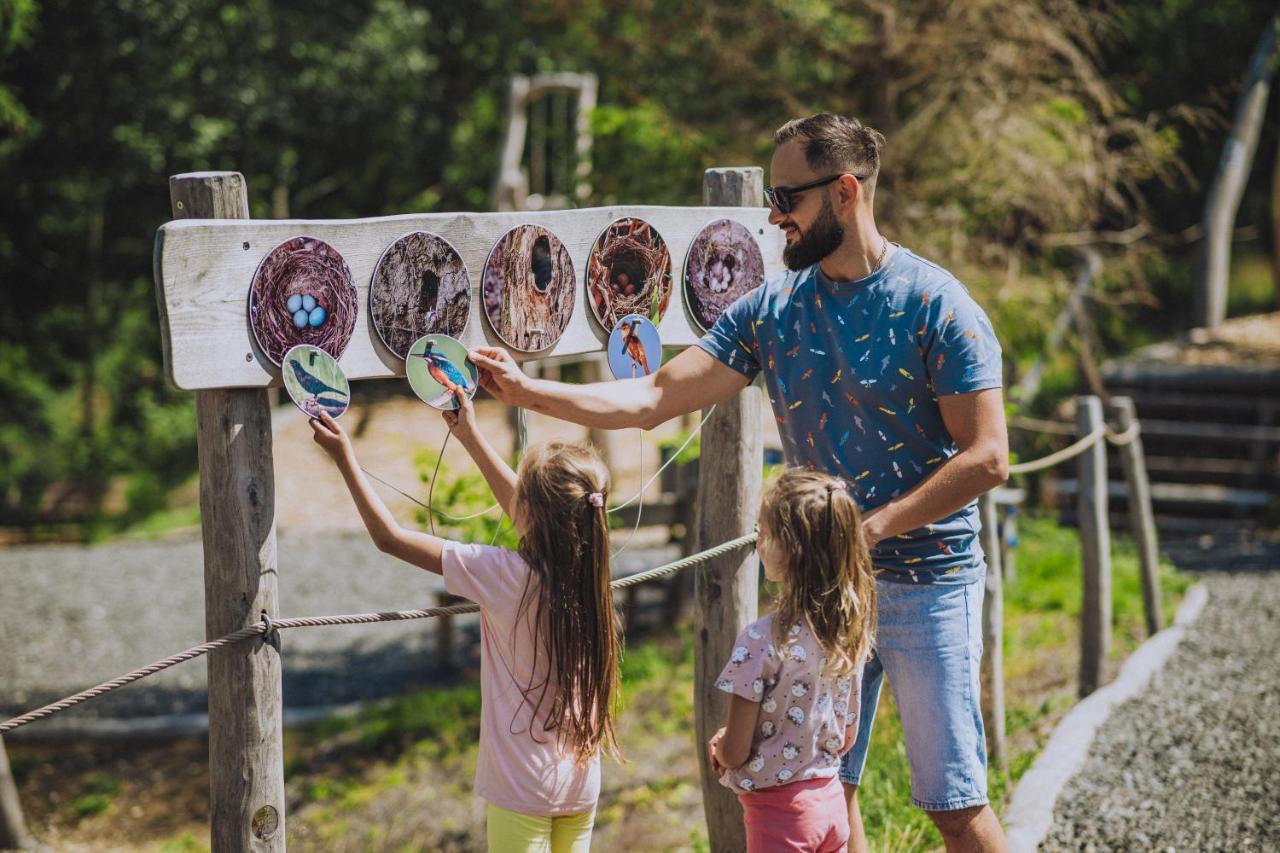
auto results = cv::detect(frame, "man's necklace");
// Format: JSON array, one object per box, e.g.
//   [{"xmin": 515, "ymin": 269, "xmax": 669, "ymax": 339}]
[{"xmin": 870, "ymin": 236, "xmax": 889, "ymax": 274}]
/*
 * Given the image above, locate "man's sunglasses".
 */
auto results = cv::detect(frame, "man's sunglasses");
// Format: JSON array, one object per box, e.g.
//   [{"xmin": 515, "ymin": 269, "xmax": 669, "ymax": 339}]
[{"xmin": 764, "ymin": 172, "xmax": 866, "ymax": 214}]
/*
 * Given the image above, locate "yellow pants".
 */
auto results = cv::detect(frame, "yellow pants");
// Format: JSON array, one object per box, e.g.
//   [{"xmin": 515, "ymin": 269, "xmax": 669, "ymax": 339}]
[{"xmin": 485, "ymin": 803, "xmax": 595, "ymax": 852}]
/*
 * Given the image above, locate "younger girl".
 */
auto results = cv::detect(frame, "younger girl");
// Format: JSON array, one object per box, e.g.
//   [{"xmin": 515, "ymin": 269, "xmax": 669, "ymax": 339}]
[
  {"xmin": 310, "ymin": 391, "xmax": 620, "ymax": 853},
  {"xmin": 707, "ymin": 468, "xmax": 877, "ymax": 852}
]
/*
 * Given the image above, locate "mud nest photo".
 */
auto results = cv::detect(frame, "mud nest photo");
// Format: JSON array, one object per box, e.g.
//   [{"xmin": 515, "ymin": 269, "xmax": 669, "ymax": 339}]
[
  {"xmin": 370, "ymin": 231, "xmax": 470, "ymax": 359},
  {"xmin": 482, "ymin": 225, "xmax": 576, "ymax": 352},
  {"xmin": 587, "ymin": 217, "xmax": 672, "ymax": 330},
  {"xmin": 248, "ymin": 235, "xmax": 358, "ymax": 365},
  {"xmin": 684, "ymin": 219, "xmax": 764, "ymax": 332}
]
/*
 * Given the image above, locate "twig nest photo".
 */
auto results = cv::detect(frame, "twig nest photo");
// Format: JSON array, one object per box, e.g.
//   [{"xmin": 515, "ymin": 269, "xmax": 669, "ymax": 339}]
[
  {"xmin": 405, "ymin": 334, "xmax": 479, "ymax": 411},
  {"xmin": 684, "ymin": 219, "xmax": 764, "ymax": 333},
  {"xmin": 248, "ymin": 236, "xmax": 358, "ymax": 365},
  {"xmin": 607, "ymin": 314, "xmax": 662, "ymax": 380},
  {"xmin": 281, "ymin": 344, "xmax": 350, "ymax": 419},
  {"xmin": 370, "ymin": 231, "xmax": 470, "ymax": 360},
  {"xmin": 482, "ymin": 225, "xmax": 576, "ymax": 352},
  {"xmin": 587, "ymin": 217, "xmax": 673, "ymax": 330}
]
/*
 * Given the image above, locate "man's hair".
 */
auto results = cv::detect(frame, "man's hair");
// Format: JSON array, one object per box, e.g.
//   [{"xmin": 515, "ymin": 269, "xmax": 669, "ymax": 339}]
[{"xmin": 774, "ymin": 113, "xmax": 885, "ymax": 195}]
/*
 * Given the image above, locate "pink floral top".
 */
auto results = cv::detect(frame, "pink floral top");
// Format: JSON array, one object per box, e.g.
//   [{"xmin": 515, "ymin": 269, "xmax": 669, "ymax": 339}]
[{"xmin": 715, "ymin": 612, "xmax": 860, "ymax": 793}]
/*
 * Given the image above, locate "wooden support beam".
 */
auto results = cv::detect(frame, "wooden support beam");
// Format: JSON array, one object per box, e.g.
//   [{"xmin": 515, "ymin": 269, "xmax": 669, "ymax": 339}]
[
  {"xmin": 978, "ymin": 492, "xmax": 1008, "ymax": 779},
  {"xmin": 1108, "ymin": 397, "xmax": 1163, "ymax": 637},
  {"xmin": 694, "ymin": 167, "xmax": 764, "ymax": 853},
  {"xmin": 0, "ymin": 736, "xmax": 34, "ymax": 850},
  {"xmin": 170, "ymin": 172, "xmax": 286, "ymax": 852},
  {"xmin": 1076, "ymin": 395, "xmax": 1112, "ymax": 697}
]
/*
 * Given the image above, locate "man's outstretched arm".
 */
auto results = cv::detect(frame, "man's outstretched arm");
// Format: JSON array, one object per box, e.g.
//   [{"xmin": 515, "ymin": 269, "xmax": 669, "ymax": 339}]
[{"xmin": 468, "ymin": 345, "xmax": 751, "ymax": 431}]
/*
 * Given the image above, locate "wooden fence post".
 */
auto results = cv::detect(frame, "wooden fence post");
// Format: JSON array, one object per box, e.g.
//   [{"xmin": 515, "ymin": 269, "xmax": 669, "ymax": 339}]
[
  {"xmin": 0, "ymin": 736, "xmax": 33, "ymax": 850},
  {"xmin": 170, "ymin": 172, "xmax": 286, "ymax": 852},
  {"xmin": 978, "ymin": 492, "xmax": 1008, "ymax": 778},
  {"xmin": 1108, "ymin": 396, "xmax": 1162, "ymax": 636},
  {"xmin": 694, "ymin": 167, "xmax": 764, "ymax": 853},
  {"xmin": 1076, "ymin": 395, "xmax": 1111, "ymax": 697}
]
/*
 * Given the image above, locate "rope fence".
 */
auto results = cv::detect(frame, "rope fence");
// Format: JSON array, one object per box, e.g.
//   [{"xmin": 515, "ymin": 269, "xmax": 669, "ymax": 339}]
[{"xmin": 0, "ymin": 532, "xmax": 758, "ymax": 736}]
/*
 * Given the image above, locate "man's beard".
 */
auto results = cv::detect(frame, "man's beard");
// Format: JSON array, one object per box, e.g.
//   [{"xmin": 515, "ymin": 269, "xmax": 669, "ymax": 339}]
[{"xmin": 782, "ymin": 194, "xmax": 844, "ymax": 271}]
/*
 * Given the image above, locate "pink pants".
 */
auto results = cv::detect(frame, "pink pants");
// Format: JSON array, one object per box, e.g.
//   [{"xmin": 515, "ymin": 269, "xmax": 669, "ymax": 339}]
[{"xmin": 739, "ymin": 775, "xmax": 850, "ymax": 852}]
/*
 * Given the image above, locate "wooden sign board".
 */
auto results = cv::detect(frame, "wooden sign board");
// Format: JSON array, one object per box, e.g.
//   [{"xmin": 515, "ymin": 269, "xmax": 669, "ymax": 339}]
[{"xmin": 154, "ymin": 206, "xmax": 783, "ymax": 391}]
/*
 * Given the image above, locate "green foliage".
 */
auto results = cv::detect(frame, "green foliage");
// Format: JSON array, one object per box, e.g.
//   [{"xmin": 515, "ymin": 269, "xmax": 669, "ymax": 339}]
[{"xmin": 412, "ymin": 446, "xmax": 519, "ymax": 550}]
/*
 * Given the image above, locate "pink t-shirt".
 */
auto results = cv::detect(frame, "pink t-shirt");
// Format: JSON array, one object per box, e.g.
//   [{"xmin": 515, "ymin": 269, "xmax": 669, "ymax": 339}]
[
  {"xmin": 442, "ymin": 541, "xmax": 600, "ymax": 816},
  {"xmin": 715, "ymin": 612, "xmax": 861, "ymax": 793}
]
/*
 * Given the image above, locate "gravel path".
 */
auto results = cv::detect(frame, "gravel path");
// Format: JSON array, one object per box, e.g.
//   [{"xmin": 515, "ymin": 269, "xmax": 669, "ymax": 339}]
[
  {"xmin": 0, "ymin": 529, "xmax": 678, "ymax": 733},
  {"xmin": 1043, "ymin": 571, "xmax": 1280, "ymax": 852}
]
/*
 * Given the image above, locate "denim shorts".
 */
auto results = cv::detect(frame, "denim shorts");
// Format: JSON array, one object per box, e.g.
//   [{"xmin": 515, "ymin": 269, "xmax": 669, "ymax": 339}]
[{"xmin": 838, "ymin": 576, "xmax": 989, "ymax": 811}]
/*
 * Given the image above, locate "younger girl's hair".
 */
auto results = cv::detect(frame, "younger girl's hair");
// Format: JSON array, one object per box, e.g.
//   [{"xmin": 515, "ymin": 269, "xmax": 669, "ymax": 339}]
[
  {"xmin": 760, "ymin": 468, "xmax": 876, "ymax": 676},
  {"xmin": 514, "ymin": 441, "xmax": 621, "ymax": 763}
]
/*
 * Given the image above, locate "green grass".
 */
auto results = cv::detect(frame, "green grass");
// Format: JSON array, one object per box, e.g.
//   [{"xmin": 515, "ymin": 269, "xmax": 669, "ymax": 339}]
[{"xmin": 1227, "ymin": 248, "xmax": 1279, "ymax": 318}]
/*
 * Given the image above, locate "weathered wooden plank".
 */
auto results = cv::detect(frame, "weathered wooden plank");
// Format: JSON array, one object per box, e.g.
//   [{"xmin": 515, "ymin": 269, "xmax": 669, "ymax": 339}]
[
  {"xmin": 694, "ymin": 168, "xmax": 764, "ymax": 853},
  {"xmin": 171, "ymin": 172, "xmax": 286, "ymax": 853},
  {"xmin": 1076, "ymin": 395, "xmax": 1112, "ymax": 697},
  {"xmin": 154, "ymin": 205, "xmax": 784, "ymax": 390}
]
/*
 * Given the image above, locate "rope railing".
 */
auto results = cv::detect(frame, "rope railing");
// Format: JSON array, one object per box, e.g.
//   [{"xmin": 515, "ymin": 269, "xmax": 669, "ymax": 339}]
[{"xmin": 0, "ymin": 532, "xmax": 757, "ymax": 736}]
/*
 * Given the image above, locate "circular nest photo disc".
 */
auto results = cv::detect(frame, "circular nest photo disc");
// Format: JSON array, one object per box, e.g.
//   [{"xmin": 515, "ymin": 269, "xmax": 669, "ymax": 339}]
[
  {"xmin": 481, "ymin": 225, "xmax": 576, "ymax": 352},
  {"xmin": 370, "ymin": 231, "xmax": 470, "ymax": 360},
  {"xmin": 607, "ymin": 314, "xmax": 662, "ymax": 380},
  {"xmin": 587, "ymin": 217, "xmax": 673, "ymax": 330},
  {"xmin": 281, "ymin": 344, "xmax": 351, "ymax": 420},
  {"xmin": 683, "ymin": 219, "xmax": 765, "ymax": 333},
  {"xmin": 248, "ymin": 236, "xmax": 358, "ymax": 366},
  {"xmin": 405, "ymin": 334, "xmax": 479, "ymax": 411}
]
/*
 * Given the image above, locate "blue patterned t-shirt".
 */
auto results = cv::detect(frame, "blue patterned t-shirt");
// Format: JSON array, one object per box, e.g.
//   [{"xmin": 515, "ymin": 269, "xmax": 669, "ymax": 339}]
[{"xmin": 697, "ymin": 246, "xmax": 1003, "ymax": 584}]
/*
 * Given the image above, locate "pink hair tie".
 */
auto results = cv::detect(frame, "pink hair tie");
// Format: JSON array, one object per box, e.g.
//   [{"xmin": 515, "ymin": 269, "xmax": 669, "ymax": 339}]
[{"xmin": 588, "ymin": 492, "xmax": 605, "ymax": 508}]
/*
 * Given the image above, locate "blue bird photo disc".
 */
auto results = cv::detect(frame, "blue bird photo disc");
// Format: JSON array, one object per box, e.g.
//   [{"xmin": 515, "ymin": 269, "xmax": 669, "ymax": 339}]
[
  {"xmin": 281, "ymin": 344, "xmax": 351, "ymax": 419},
  {"xmin": 405, "ymin": 334, "xmax": 479, "ymax": 410},
  {"xmin": 607, "ymin": 314, "xmax": 662, "ymax": 380}
]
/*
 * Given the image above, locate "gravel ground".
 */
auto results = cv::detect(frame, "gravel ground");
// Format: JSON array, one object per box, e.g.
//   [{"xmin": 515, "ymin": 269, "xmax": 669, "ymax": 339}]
[
  {"xmin": 1043, "ymin": 571, "xmax": 1280, "ymax": 852},
  {"xmin": 0, "ymin": 528, "xmax": 679, "ymax": 731}
]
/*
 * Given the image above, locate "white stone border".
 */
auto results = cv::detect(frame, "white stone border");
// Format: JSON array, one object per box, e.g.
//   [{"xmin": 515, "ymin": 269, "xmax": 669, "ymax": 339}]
[{"xmin": 1003, "ymin": 582, "xmax": 1209, "ymax": 852}]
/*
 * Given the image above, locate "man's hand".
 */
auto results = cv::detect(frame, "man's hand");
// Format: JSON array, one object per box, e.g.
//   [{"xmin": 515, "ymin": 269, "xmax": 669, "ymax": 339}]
[
  {"xmin": 468, "ymin": 347, "xmax": 528, "ymax": 406},
  {"xmin": 861, "ymin": 504, "xmax": 887, "ymax": 548}
]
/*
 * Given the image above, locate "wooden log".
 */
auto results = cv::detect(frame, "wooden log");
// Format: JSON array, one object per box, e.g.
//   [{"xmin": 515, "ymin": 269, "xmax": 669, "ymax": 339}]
[
  {"xmin": 1108, "ymin": 397, "xmax": 1163, "ymax": 637},
  {"xmin": 152, "ymin": 205, "xmax": 784, "ymax": 391},
  {"xmin": 171, "ymin": 172, "xmax": 286, "ymax": 852},
  {"xmin": 978, "ymin": 492, "xmax": 1008, "ymax": 778},
  {"xmin": 435, "ymin": 592, "xmax": 465, "ymax": 671},
  {"xmin": 694, "ymin": 167, "xmax": 764, "ymax": 853},
  {"xmin": 1195, "ymin": 7, "xmax": 1280, "ymax": 329},
  {"xmin": 0, "ymin": 736, "xmax": 33, "ymax": 850},
  {"xmin": 1076, "ymin": 395, "xmax": 1112, "ymax": 697}
]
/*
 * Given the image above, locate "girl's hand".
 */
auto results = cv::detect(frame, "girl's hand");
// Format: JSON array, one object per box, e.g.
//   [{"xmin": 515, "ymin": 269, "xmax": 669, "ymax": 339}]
[
  {"xmin": 310, "ymin": 411, "xmax": 354, "ymax": 463},
  {"xmin": 707, "ymin": 727, "xmax": 727, "ymax": 775},
  {"xmin": 441, "ymin": 387, "xmax": 480, "ymax": 443}
]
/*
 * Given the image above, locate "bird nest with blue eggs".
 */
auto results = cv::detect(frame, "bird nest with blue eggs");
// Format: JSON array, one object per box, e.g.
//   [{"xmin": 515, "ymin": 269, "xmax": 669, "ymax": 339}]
[
  {"xmin": 249, "ymin": 235, "xmax": 359, "ymax": 366},
  {"xmin": 587, "ymin": 217, "xmax": 673, "ymax": 330}
]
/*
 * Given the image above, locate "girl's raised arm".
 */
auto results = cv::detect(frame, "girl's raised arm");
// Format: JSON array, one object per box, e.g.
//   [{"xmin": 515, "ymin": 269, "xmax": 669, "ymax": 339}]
[
  {"xmin": 311, "ymin": 412, "xmax": 447, "ymax": 575},
  {"xmin": 442, "ymin": 390, "xmax": 526, "ymax": 537}
]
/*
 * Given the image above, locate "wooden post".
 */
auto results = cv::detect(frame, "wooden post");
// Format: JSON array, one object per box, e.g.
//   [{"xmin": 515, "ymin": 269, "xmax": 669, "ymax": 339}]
[
  {"xmin": 978, "ymin": 492, "xmax": 1008, "ymax": 778},
  {"xmin": 1195, "ymin": 6, "xmax": 1280, "ymax": 329},
  {"xmin": 1076, "ymin": 395, "xmax": 1112, "ymax": 697},
  {"xmin": 170, "ymin": 172, "xmax": 286, "ymax": 852},
  {"xmin": 1108, "ymin": 397, "xmax": 1162, "ymax": 636},
  {"xmin": 435, "ymin": 592, "xmax": 465, "ymax": 671},
  {"xmin": 0, "ymin": 736, "xmax": 33, "ymax": 850},
  {"xmin": 694, "ymin": 167, "xmax": 764, "ymax": 853}
]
